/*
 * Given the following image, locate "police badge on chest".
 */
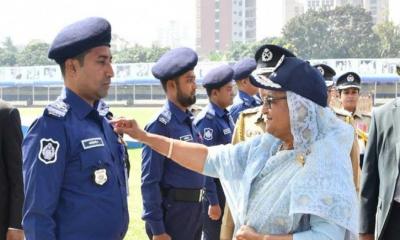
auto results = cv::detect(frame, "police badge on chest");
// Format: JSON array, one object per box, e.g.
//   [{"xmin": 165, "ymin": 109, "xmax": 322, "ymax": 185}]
[{"xmin": 93, "ymin": 168, "xmax": 108, "ymax": 186}]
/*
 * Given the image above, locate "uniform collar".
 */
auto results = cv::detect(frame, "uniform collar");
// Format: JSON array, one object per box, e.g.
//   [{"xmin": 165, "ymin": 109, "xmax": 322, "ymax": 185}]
[
  {"xmin": 209, "ymin": 101, "xmax": 227, "ymax": 118},
  {"xmin": 238, "ymin": 90, "xmax": 256, "ymax": 106},
  {"xmin": 352, "ymin": 108, "xmax": 363, "ymax": 119},
  {"xmin": 167, "ymin": 100, "xmax": 192, "ymax": 123},
  {"xmin": 62, "ymin": 87, "xmax": 99, "ymax": 120}
]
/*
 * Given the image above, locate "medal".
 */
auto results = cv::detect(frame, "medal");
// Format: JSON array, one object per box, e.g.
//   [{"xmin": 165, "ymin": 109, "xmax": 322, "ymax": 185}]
[{"xmin": 93, "ymin": 168, "xmax": 108, "ymax": 186}]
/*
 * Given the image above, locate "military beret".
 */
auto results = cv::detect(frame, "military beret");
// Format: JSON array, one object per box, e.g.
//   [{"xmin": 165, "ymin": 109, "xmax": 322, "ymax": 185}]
[
  {"xmin": 255, "ymin": 57, "xmax": 327, "ymax": 107},
  {"xmin": 202, "ymin": 65, "xmax": 233, "ymax": 89},
  {"xmin": 253, "ymin": 44, "xmax": 296, "ymax": 76},
  {"xmin": 313, "ymin": 64, "xmax": 336, "ymax": 88},
  {"xmin": 336, "ymin": 72, "xmax": 361, "ymax": 90},
  {"xmin": 48, "ymin": 17, "xmax": 112, "ymax": 64},
  {"xmin": 232, "ymin": 58, "xmax": 256, "ymax": 81},
  {"xmin": 152, "ymin": 47, "xmax": 198, "ymax": 81}
]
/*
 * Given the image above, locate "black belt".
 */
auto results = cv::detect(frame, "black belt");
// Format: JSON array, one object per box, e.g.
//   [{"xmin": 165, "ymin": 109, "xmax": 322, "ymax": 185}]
[{"xmin": 162, "ymin": 188, "xmax": 204, "ymax": 203}]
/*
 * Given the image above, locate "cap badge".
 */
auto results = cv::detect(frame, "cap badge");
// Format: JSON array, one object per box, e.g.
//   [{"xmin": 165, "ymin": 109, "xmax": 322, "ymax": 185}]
[
  {"xmin": 347, "ymin": 74, "xmax": 354, "ymax": 82},
  {"xmin": 317, "ymin": 66, "xmax": 324, "ymax": 76},
  {"xmin": 262, "ymin": 48, "xmax": 273, "ymax": 62}
]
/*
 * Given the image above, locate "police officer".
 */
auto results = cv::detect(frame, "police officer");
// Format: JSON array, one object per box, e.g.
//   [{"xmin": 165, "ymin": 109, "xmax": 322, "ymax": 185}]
[
  {"xmin": 231, "ymin": 45, "xmax": 296, "ymax": 143},
  {"xmin": 142, "ymin": 47, "xmax": 204, "ymax": 240},
  {"xmin": 313, "ymin": 64, "xmax": 337, "ymax": 106},
  {"xmin": 22, "ymin": 17, "xmax": 129, "ymax": 240},
  {"xmin": 193, "ymin": 65, "xmax": 235, "ymax": 240},
  {"xmin": 220, "ymin": 44, "xmax": 296, "ymax": 240},
  {"xmin": 229, "ymin": 58, "xmax": 260, "ymax": 122},
  {"xmin": 336, "ymin": 72, "xmax": 371, "ymax": 168}
]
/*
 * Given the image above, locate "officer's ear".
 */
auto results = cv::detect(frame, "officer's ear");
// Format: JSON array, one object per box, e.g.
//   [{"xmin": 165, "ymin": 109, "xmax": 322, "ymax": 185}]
[
  {"xmin": 166, "ymin": 79, "xmax": 177, "ymax": 92},
  {"xmin": 65, "ymin": 59, "xmax": 76, "ymax": 76}
]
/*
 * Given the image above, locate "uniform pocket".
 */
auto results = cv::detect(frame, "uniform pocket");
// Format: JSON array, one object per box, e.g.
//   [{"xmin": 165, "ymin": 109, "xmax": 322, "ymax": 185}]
[{"xmin": 79, "ymin": 146, "xmax": 108, "ymax": 170}]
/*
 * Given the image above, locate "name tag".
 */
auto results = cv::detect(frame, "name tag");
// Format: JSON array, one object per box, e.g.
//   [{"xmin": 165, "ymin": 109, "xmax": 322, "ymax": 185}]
[
  {"xmin": 223, "ymin": 128, "xmax": 231, "ymax": 135},
  {"xmin": 180, "ymin": 135, "xmax": 193, "ymax": 142},
  {"xmin": 81, "ymin": 137, "xmax": 104, "ymax": 150}
]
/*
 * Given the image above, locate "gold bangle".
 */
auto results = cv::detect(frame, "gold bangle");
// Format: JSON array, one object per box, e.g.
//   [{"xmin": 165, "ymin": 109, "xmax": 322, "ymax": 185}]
[{"xmin": 167, "ymin": 138, "xmax": 174, "ymax": 159}]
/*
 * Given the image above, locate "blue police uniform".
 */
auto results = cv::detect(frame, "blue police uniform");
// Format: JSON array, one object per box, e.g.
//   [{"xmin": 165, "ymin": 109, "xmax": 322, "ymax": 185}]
[
  {"xmin": 194, "ymin": 64, "xmax": 234, "ymax": 240},
  {"xmin": 230, "ymin": 58, "xmax": 260, "ymax": 122},
  {"xmin": 22, "ymin": 88, "xmax": 129, "ymax": 240},
  {"xmin": 142, "ymin": 47, "xmax": 205, "ymax": 240},
  {"xmin": 22, "ymin": 17, "xmax": 128, "ymax": 240},
  {"xmin": 194, "ymin": 103, "xmax": 234, "ymax": 240},
  {"xmin": 142, "ymin": 101, "xmax": 204, "ymax": 239},
  {"xmin": 230, "ymin": 90, "xmax": 259, "ymax": 123}
]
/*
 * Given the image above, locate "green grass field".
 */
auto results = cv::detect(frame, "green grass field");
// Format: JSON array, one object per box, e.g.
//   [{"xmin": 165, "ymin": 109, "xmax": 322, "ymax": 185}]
[{"xmin": 19, "ymin": 106, "xmax": 160, "ymax": 240}]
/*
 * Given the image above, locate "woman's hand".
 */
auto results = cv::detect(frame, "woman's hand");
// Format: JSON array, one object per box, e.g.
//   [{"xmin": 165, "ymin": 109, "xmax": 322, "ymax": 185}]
[
  {"xmin": 235, "ymin": 225, "xmax": 264, "ymax": 240},
  {"xmin": 111, "ymin": 118, "xmax": 146, "ymax": 141}
]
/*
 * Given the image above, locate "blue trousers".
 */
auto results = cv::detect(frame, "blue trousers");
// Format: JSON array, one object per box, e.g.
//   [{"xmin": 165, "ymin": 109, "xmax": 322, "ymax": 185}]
[
  {"xmin": 145, "ymin": 198, "xmax": 203, "ymax": 240},
  {"xmin": 202, "ymin": 179, "xmax": 226, "ymax": 240}
]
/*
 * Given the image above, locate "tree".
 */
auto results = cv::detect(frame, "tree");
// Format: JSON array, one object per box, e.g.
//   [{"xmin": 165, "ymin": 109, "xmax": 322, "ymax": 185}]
[
  {"xmin": 113, "ymin": 44, "xmax": 170, "ymax": 63},
  {"xmin": 17, "ymin": 41, "xmax": 54, "ymax": 66},
  {"xmin": 374, "ymin": 21, "xmax": 400, "ymax": 57},
  {"xmin": 283, "ymin": 5, "xmax": 380, "ymax": 59},
  {"xmin": 0, "ymin": 37, "xmax": 18, "ymax": 66}
]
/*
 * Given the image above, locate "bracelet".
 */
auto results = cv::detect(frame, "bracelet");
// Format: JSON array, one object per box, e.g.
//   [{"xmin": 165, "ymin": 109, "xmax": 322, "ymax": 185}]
[{"xmin": 167, "ymin": 138, "xmax": 174, "ymax": 159}]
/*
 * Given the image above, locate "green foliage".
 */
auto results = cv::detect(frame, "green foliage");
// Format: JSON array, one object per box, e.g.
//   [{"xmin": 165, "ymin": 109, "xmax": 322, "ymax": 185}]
[
  {"xmin": 16, "ymin": 41, "xmax": 55, "ymax": 66},
  {"xmin": 374, "ymin": 21, "xmax": 400, "ymax": 57},
  {"xmin": 283, "ymin": 5, "xmax": 382, "ymax": 59},
  {"xmin": 0, "ymin": 37, "xmax": 18, "ymax": 66},
  {"xmin": 113, "ymin": 44, "xmax": 170, "ymax": 63}
]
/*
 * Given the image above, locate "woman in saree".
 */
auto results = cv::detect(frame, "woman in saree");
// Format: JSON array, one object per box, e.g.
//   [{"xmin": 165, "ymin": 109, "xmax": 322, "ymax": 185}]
[{"xmin": 113, "ymin": 57, "xmax": 358, "ymax": 240}]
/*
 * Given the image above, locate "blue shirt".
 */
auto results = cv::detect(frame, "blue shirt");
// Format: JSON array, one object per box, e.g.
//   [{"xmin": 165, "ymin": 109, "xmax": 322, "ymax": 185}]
[
  {"xmin": 194, "ymin": 102, "xmax": 234, "ymax": 205},
  {"xmin": 230, "ymin": 90, "xmax": 260, "ymax": 123},
  {"xmin": 22, "ymin": 88, "xmax": 129, "ymax": 240},
  {"xmin": 141, "ymin": 100, "xmax": 204, "ymax": 235}
]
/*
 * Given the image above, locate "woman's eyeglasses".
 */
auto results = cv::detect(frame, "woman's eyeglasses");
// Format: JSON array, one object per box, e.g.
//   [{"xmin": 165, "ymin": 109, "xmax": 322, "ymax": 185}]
[{"xmin": 262, "ymin": 96, "xmax": 287, "ymax": 109}]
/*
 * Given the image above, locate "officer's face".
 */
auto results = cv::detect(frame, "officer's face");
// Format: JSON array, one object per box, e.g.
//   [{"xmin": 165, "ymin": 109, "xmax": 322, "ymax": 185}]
[
  {"xmin": 340, "ymin": 87, "xmax": 359, "ymax": 111},
  {"xmin": 75, "ymin": 46, "xmax": 114, "ymax": 104},
  {"xmin": 263, "ymin": 90, "xmax": 291, "ymax": 140},
  {"xmin": 175, "ymin": 70, "xmax": 197, "ymax": 107},
  {"xmin": 214, "ymin": 82, "xmax": 234, "ymax": 108}
]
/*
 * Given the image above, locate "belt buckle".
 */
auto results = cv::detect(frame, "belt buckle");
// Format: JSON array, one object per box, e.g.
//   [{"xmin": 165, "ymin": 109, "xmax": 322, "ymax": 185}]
[{"xmin": 198, "ymin": 189, "xmax": 205, "ymax": 202}]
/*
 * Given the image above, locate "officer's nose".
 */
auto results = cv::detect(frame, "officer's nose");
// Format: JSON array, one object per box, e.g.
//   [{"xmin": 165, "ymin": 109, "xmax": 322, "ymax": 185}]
[{"xmin": 107, "ymin": 63, "xmax": 114, "ymax": 78}]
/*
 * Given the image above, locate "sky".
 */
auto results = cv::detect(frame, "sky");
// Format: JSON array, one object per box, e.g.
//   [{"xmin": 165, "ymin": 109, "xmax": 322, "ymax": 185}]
[{"xmin": 0, "ymin": 0, "xmax": 283, "ymax": 48}]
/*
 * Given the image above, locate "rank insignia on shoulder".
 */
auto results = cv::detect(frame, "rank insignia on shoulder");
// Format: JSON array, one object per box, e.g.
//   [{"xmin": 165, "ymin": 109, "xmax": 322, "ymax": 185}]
[
  {"xmin": 81, "ymin": 137, "xmax": 104, "ymax": 150},
  {"xmin": 46, "ymin": 100, "xmax": 70, "ymax": 118},
  {"xmin": 158, "ymin": 110, "xmax": 172, "ymax": 125},
  {"xmin": 93, "ymin": 168, "xmax": 108, "ymax": 186},
  {"xmin": 38, "ymin": 138, "xmax": 60, "ymax": 164}
]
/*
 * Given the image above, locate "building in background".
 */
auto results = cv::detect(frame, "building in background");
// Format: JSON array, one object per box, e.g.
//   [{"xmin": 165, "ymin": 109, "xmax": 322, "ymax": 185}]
[
  {"xmin": 284, "ymin": 0, "xmax": 388, "ymax": 25},
  {"xmin": 283, "ymin": 0, "xmax": 304, "ymax": 25},
  {"xmin": 196, "ymin": 0, "xmax": 257, "ymax": 57},
  {"xmin": 363, "ymin": 0, "xmax": 389, "ymax": 24}
]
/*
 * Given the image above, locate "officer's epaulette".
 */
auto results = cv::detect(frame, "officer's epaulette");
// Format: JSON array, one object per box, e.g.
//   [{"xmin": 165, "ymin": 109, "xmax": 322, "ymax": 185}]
[
  {"xmin": 157, "ymin": 109, "xmax": 172, "ymax": 125},
  {"xmin": 205, "ymin": 107, "xmax": 215, "ymax": 120},
  {"xmin": 45, "ymin": 99, "xmax": 70, "ymax": 119},
  {"xmin": 361, "ymin": 112, "xmax": 371, "ymax": 118},
  {"xmin": 333, "ymin": 107, "xmax": 351, "ymax": 117},
  {"xmin": 241, "ymin": 107, "xmax": 259, "ymax": 116}
]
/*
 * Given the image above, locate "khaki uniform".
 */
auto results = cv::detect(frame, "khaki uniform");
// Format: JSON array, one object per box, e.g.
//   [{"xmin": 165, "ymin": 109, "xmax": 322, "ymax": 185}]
[
  {"xmin": 220, "ymin": 107, "xmax": 266, "ymax": 240},
  {"xmin": 334, "ymin": 107, "xmax": 370, "ymax": 193},
  {"xmin": 352, "ymin": 108, "xmax": 371, "ymax": 156}
]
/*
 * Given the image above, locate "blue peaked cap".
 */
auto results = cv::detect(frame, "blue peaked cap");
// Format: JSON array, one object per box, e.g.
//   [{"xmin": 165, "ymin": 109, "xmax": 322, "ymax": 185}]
[
  {"xmin": 152, "ymin": 47, "xmax": 198, "ymax": 81},
  {"xmin": 48, "ymin": 17, "xmax": 112, "ymax": 64},
  {"xmin": 254, "ymin": 57, "xmax": 328, "ymax": 107},
  {"xmin": 202, "ymin": 65, "xmax": 234, "ymax": 89}
]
